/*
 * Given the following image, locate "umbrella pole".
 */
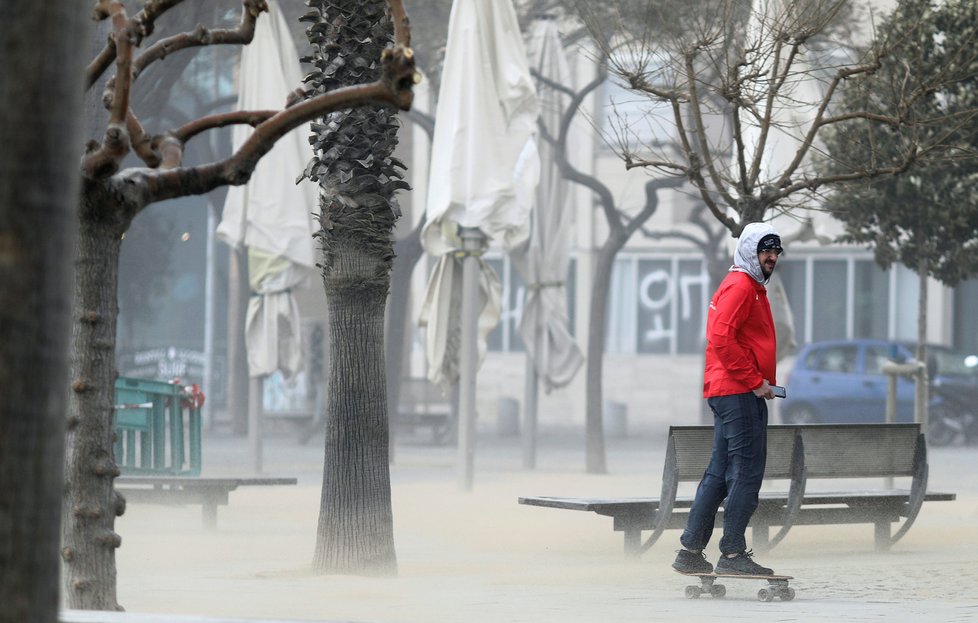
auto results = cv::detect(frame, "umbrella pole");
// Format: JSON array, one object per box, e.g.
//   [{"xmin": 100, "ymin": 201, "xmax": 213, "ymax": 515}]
[
  {"xmin": 248, "ymin": 375, "xmax": 264, "ymax": 474},
  {"xmin": 522, "ymin": 361, "xmax": 538, "ymax": 469},
  {"xmin": 457, "ymin": 227, "xmax": 487, "ymax": 491}
]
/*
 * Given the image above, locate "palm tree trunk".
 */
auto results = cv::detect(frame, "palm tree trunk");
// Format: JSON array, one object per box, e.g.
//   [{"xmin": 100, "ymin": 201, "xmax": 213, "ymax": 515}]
[
  {"xmin": 307, "ymin": 0, "xmax": 402, "ymax": 574},
  {"xmin": 315, "ymin": 240, "xmax": 396, "ymax": 573}
]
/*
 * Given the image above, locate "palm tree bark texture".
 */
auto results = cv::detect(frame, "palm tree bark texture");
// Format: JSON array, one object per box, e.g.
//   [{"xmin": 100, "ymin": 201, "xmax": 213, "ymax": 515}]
[
  {"xmin": 303, "ymin": 0, "xmax": 407, "ymax": 575},
  {"xmin": 63, "ymin": 0, "xmax": 415, "ymax": 609}
]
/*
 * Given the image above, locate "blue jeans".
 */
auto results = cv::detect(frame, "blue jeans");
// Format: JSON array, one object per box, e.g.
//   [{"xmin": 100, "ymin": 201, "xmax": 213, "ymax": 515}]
[{"xmin": 680, "ymin": 392, "xmax": 768, "ymax": 555}]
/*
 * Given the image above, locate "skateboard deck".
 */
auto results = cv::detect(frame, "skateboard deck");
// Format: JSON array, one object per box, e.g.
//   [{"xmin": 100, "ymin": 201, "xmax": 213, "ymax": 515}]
[{"xmin": 674, "ymin": 569, "xmax": 795, "ymax": 601}]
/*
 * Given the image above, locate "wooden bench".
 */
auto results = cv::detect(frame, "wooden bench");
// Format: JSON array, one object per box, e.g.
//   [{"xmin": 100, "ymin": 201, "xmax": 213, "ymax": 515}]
[
  {"xmin": 116, "ymin": 476, "xmax": 298, "ymax": 530},
  {"xmin": 519, "ymin": 423, "xmax": 955, "ymax": 557},
  {"xmin": 396, "ymin": 377, "xmax": 455, "ymax": 444}
]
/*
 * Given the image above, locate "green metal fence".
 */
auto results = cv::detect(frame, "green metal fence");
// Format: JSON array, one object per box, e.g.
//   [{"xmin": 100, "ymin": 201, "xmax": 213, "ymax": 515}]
[{"xmin": 113, "ymin": 376, "xmax": 202, "ymax": 476}]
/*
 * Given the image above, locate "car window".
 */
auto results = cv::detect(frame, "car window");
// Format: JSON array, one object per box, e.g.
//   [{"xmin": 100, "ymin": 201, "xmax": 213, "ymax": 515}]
[
  {"xmin": 864, "ymin": 345, "xmax": 892, "ymax": 375},
  {"xmin": 812, "ymin": 345, "xmax": 858, "ymax": 373}
]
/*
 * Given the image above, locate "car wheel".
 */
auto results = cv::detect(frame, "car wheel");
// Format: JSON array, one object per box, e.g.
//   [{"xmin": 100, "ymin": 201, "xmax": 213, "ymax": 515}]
[{"xmin": 783, "ymin": 405, "xmax": 819, "ymax": 425}]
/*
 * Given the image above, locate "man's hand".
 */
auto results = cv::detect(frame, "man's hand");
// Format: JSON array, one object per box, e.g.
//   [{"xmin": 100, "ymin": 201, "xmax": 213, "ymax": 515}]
[{"xmin": 753, "ymin": 379, "xmax": 775, "ymax": 400}]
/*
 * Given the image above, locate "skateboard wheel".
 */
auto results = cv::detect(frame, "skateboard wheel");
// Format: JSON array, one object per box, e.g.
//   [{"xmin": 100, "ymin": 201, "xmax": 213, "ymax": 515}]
[
  {"xmin": 710, "ymin": 584, "xmax": 726, "ymax": 599},
  {"xmin": 758, "ymin": 588, "xmax": 773, "ymax": 602},
  {"xmin": 685, "ymin": 586, "xmax": 702, "ymax": 599},
  {"xmin": 782, "ymin": 587, "xmax": 795, "ymax": 601}
]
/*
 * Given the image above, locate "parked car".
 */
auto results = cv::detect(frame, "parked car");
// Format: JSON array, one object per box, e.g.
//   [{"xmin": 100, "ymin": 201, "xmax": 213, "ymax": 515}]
[{"xmin": 780, "ymin": 339, "xmax": 978, "ymax": 445}]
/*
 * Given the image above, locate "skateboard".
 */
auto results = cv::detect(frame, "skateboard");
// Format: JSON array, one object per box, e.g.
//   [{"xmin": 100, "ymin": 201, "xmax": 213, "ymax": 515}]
[{"xmin": 675, "ymin": 570, "xmax": 795, "ymax": 601}]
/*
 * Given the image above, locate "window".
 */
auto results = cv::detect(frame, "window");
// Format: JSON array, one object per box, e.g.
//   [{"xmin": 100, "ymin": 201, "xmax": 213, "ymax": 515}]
[
  {"xmin": 813, "ymin": 345, "xmax": 858, "ymax": 373},
  {"xmin": 779, "ymin": 255, "xmax": 915, "ymax": 345},
  {"xmin": 636, "ymin": 258, "xmax": 673, "ymax": 354},
  {"xmin": 854, "ymin": 260, "xmax": 890, "ymax": 339},
  {"xmin": 811, "ymin": 260, "xmax": 847, "ymax": 341},
  {"xmin": 606, "ymin": 255, "xmax": 709, "ymax": 355},
  {"xmin": 864, "ymin": 344, "xmax": 894, "ymax": 375}
]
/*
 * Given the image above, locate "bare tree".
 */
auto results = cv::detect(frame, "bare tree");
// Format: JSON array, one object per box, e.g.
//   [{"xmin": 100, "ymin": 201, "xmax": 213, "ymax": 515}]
[
  {"xmin": 532, "ymin": 45, "xmax": 682, "ymax": 473},
  {"xmin": 0, "ymin": 4, "xmax": 88, "ymax": 622},
  {"xmin": 63, "ymin": 0, "xmax": 416, "ymax": 609},
  {"xmin": 575, "ymin": 0, "xmax": 977, "ymax": 234}
]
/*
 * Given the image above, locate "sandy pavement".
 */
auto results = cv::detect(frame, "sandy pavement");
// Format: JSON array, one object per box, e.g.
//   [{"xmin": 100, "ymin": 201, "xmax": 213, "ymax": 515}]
[{"xmin": 109, "ymin": 427, "xmax": 978, "ymax": 623}]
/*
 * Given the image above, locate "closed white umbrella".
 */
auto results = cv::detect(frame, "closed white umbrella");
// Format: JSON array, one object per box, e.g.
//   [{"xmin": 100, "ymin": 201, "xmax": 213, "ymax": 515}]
[
  {"xmin": 510, "ymin": 17, "xmax": 584, "ymax": 467},
  {"xmin": 216, "ymin": 0, "xmax": 318, "ymax": 471},
  {"xmin": 419, "ymin": 0, "xmax": 539, "ymax": 490}
]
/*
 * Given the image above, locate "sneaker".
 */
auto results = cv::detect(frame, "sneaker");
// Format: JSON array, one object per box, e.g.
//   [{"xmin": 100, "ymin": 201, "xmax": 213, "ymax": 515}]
[
  {"xmin": 672, "ymin": 549, "xmax": 714, "ymax": 574},
  {"xmin": 715, "ymin": 550, "xmax": 774, "ymax": 576}
]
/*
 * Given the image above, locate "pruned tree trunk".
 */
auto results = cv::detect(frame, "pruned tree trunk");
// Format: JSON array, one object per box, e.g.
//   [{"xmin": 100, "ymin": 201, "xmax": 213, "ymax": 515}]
[
  {"xmin": 306, "ymin": 0, "xmax": 404, "ymax": 574},
  {"xmin": 0, "ymin": 2, "xmax": 88, "ymax": 621},
  {"xmin": 62, "ymin": 191, "xmax": 133, "ymax": 611}
]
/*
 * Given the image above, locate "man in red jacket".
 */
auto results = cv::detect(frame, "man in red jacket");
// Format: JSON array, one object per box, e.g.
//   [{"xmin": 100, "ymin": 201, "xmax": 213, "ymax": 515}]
[{"xmin": 672, "ymin": 221, "xmax": 782, "ymax": 576}]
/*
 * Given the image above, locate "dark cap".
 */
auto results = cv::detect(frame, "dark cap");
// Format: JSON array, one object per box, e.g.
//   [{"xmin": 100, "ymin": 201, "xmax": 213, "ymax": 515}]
[{"xmin": 757, "ymin": 233, "xmax": 782, "ymax": 254}]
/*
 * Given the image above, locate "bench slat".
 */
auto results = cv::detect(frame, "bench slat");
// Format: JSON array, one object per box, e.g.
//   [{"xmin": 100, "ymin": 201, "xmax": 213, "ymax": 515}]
[{"xmin": 794, "ymin": 424, "xmax": 920, "ymax": 478}]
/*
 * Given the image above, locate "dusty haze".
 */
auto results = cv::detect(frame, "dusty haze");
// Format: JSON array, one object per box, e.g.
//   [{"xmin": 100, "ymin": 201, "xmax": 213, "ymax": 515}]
[{"xmin": 113, "ymin": 427, "xmax": 978, "ymax": 623}]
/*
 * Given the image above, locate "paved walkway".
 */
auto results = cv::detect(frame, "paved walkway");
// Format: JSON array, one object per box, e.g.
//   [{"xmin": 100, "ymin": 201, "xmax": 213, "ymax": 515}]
[{"xmin": 108, "ymin": 425, "xmax": 978, "ymax": 623}]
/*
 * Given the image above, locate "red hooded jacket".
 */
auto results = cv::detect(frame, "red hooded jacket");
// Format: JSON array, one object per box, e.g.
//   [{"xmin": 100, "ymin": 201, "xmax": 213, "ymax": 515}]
[{"xmin": 702, "ymin": 270, "xmax": 777, "ymax": 397}]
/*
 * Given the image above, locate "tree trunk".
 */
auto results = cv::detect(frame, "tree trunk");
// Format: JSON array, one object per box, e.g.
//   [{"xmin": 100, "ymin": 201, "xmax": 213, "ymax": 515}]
[
  {"xmin": 315, "ymin": 240, "xmax": 396, "ymax": 573},
  {"xmin": 0, "ymin": 3, "xmax": 87, "ymax": 621},
  {"xmin": 307, "ymin": 0, "xmax": 401, "ymax": 574},
  {"xmin": 584, "ymin": 235, "xmax": 626, "ymax": 474},
  {"xmin": 916, "ymin": 257, "xmax": 929, "ymax": 433},
  {"xmin": 62, "ymin": 189, "xmax": 132, "ymax": 610}
]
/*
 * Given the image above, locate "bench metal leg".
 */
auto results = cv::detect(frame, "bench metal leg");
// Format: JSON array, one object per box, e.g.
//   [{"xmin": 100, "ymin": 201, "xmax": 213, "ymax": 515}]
[
  {"xmin": 874, "ymin": 521, "xmax": 892, "ymax": 551},
  {"xmin": 623, "ymin": 530, "xmax": 642, "ymax": 558}
]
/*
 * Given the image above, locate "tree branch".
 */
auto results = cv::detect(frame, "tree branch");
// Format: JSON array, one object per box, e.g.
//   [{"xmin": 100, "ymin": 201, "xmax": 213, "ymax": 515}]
[
  {"xmin": 131, "ymin": 0, "xmax": 265, "ymax": 82},
  {"xmin": 140, "ymin": 70, "xmax": 415, "ymax": 203},
  {"xmin": 682, "ymin": 53, "xmax": 738, "ymax": 212},
  {"xmin": 82, "ymin": 3, "xmax": 137, "ymax": 178},
  {"xmin": 553, "ymin": 58, "xmax": 622, "ymax": 232},
  {"xmin": 173, "ymin": 110, "xmax": 277, "ymax": 143},
  {"xmin": 87, "ymin": 0, "xmax": 194, "ymax": 89},
  {"xmin": 622, "ymin": 177, "xmax": 685, "ymax": 239}
]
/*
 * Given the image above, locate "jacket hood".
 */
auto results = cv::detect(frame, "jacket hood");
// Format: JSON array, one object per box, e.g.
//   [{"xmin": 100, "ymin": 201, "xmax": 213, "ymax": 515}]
[{"xmin": 732, "ymin": 222, "xmax": 779, "ymax": 284}]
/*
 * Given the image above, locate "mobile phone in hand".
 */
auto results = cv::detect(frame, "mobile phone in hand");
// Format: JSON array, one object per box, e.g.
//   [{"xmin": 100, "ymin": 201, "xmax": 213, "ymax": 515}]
[{"xmin": 771, "ymin": 385, "xmax": 786, "ymax": 399}]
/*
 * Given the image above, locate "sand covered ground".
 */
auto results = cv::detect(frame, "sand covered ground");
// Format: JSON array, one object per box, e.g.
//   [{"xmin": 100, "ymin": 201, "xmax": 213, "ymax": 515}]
[{"xmin": 109, "ymin": 427, "xmax": 978, "ymax": 623}]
